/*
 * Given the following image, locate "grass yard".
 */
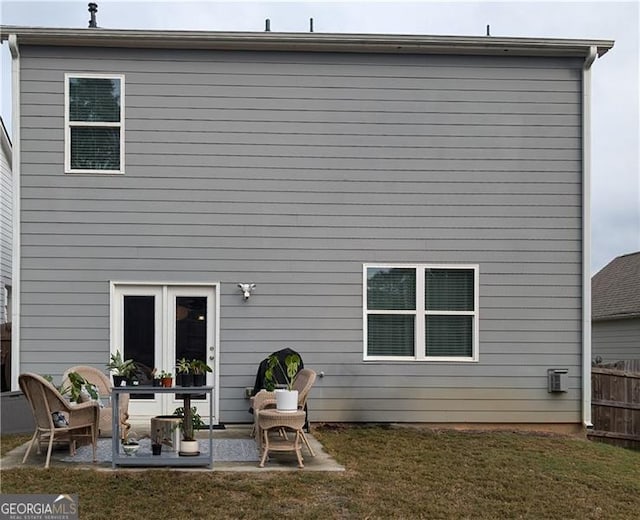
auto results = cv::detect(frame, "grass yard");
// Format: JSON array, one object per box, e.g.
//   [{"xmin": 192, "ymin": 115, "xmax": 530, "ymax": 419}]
[{"xmin": 1, "ymin": 425, "xmax": 639, "ymax": 519}]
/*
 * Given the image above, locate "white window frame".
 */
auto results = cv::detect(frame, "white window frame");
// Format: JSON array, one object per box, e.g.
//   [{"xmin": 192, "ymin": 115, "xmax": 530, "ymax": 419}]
[
  {"xmin": 64, "ymin": 73, "xmax": 125, "ymax": 174},
  {"xmin": 363, "ymin": 263, "xmax": 479, "ymax": 362}
]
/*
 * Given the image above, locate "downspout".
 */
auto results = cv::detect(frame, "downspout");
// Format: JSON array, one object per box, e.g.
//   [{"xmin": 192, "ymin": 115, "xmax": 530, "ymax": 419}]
[
  {"xmin": 8, "ymin": 34, "xmax": 20, "ymax": 391},
  {"xmin": 582, "ymin": 45, "xmax": 597, "ymax": 428}
]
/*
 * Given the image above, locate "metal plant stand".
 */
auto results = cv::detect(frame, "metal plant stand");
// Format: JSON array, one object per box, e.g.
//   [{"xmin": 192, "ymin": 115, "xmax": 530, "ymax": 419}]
[{"xmin": 111, "ymin": 386, "xmax": 214, "ymax": 468}]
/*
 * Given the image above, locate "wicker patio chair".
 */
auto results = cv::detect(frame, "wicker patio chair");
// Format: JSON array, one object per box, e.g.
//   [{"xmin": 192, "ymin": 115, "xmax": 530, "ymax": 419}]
[
  {"xmin": 18, "ymin": 373, "xmax": 99, "ymax": 469},
  {"xmin": 252, "ymin": 369, "xmax": 317, "ymax": 456},
  {"xmin": 62, "ymin": 365, "xmax": 130, "ymax": 438}
]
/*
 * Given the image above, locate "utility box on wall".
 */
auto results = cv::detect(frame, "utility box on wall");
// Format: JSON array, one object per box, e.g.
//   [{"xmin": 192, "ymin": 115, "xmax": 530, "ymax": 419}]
[{"xmin": 547, "ymin": 369, "xmax": 569, "ymax": 393}]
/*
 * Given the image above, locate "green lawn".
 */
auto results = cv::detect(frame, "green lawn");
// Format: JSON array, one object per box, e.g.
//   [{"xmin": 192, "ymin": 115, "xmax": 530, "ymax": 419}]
[{"xmin": 2, "ymin": 425, "xmax": 638, "ymax": 519}]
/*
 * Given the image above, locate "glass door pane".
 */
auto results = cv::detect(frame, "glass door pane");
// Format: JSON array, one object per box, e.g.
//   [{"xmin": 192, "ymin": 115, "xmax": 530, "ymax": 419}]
[
  {"xmin": 124, "ymin": 295, "xmax": 155, "ymax": 398},
  {"xmin": 112, "ymin": 285, "xmax": 163, "ymax": 418},
  {"xmin": 175, "ymin": 296, "xmax": 207, "ymax": 364},
  {"xmin": 169, "ymin": 287, "xmax": 215, "ymax": 421}
]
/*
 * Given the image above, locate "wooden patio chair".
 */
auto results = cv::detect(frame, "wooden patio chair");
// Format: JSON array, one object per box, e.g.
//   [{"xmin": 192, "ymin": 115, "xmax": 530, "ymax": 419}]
[
  {"xmin": 18, "ymin": 373, "xmax": 99, "ymax": 469},
  {"xmin": 62, "ymin": 365, "xmax": 130, "ymax": 438}
]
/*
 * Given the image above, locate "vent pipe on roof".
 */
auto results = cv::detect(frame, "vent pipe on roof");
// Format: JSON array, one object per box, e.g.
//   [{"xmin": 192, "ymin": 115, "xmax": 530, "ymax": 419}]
[
  {"xmin": 310, "ymin": 18, "xmax": 314, "ymax": 32},
  {"xmin": 88, "ymin": 3, "xmax": 98, "ymax": 28},
  {"xmin": 486, "ymin": 25, "xmax": 491, "ymax": 36},
  {"xmin": 265, "ymin": 19, "xmax": 271, "ymax": 32}
]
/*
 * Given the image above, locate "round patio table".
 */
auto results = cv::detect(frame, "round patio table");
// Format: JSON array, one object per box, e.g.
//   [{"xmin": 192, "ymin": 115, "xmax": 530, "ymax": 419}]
[{"xmin": 258, "ymin": 409, "xmax": 306, "ymax": 468}]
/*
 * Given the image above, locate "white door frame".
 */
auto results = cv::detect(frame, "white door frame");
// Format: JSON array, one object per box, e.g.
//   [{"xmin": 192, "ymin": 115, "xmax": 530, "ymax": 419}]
[{"xmin": 109, "ymin": 281, "xmax": 220, "ymax": 425}]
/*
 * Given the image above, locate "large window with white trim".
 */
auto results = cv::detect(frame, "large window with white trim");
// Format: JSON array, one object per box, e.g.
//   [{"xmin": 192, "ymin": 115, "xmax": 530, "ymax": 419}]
[
  {"xmin": 364, "ymin": 264, "xmax": 479, "ymax": 361},
  {"xmin": 65, "ymin": 74, "xmax": 124, "ymax": 173}
]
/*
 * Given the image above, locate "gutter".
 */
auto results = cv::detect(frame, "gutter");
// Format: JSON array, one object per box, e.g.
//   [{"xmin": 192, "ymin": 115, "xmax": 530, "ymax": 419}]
[
  {"xmin": 0, "ymin": 26, "xmax": 614, "ymax": 57},
  {"xmin": 8, "ymin": 34, "xmax": 20, "ymax": 391},
  {"xmin": 582, "ymin": 45, "xmax": 597, "ymax": 428}
]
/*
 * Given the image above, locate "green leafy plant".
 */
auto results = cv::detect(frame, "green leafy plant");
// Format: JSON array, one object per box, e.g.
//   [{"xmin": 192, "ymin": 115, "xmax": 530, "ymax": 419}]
[
  {"xmin": 175, "ymin": 358, "xmax": 192, "ymax": 375},
  {"xmin": 44, "ymin": 372, "xmax": 98, "ymax": 403},
  {"xmin": 264, "ymin": 352, "xmax": 301, "ymax": 391},
  {"xmin": 106, "ymin": 350, "xmax": 135, "ymax": 378},
  {"xmin": 190, "ymin": 359, "xmax": 212, "ymax": 375},
  {"xmin": 173, "ymin": 405, "xmax": 204, "ymax": 441},
  {"xmin": 63, "ymin": 372, "xmax": 99, "ymax": 403}
]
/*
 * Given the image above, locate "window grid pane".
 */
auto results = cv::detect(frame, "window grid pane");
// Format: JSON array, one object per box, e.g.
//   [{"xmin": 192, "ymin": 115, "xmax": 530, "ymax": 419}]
[
  {"xmin": 70, "ymin": 127, "xmax": 121, "ymax": 170},
  {"xmin": 425, "ymin": 315, "xmax": 473, "ymax": 357},
  {"xmin": 425, "ymin": 268, "xmax": 474, "ymax": 311},
  {"xmin": 367, "ymin": 268, "xmax": 416, "ymax": 310},
  {"xmin": 69, "ymin": 78, "xmax": 121, "ymax": 122},
  {"xmin": 368, "ymin": 314, "xmax": 415, "ymax": 356}
]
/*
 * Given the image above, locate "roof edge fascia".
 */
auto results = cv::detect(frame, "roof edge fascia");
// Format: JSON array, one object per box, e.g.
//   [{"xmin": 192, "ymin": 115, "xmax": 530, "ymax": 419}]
[
  {"xmin": 0, "ymin": 26, "xmax": 614, "ymax": 57},
  {"xmin": 593, "ymin": 313, "xmax": 640, "ymax": 322}
]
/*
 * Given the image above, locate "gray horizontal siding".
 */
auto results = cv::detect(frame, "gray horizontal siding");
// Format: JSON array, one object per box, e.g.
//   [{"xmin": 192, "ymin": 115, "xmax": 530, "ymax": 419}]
[
  {"xmin": 18, "ymin": 45, "xmax": 584, "ymax": 424},
  {"xmin": 592, "ymin": 318, "xmax": 640, "ymax": 361}
]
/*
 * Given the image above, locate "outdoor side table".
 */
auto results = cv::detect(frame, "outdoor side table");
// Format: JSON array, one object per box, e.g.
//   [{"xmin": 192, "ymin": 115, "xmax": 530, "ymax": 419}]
[{"xmin": 258, "ymin": 409, "xmax": 306, "ymax": 468}]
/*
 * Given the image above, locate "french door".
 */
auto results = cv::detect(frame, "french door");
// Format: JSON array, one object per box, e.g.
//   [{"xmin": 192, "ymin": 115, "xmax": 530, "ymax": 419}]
[{"xmin": 110, "ymin": 283, "xmax": 219, "ymax": 423}]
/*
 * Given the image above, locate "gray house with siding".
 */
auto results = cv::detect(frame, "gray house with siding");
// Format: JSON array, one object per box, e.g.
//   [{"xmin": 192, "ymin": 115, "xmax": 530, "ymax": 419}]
[
  {"xmin": 592, "ymin": 251, "xmax": 640, "ymax": 362},
  {"xmin": 1, "ymin": 26, "xmax": 613, "ymax": 431}
]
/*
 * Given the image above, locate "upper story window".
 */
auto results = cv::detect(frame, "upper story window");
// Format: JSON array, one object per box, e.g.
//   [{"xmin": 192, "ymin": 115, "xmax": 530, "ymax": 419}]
[
  {"xmin": 363, "ymin": 264, "xmax": 479, "ymax": 362},
  {"xmin": 65, "ymin": 74, "xmax": 124, "ymax": 174}
]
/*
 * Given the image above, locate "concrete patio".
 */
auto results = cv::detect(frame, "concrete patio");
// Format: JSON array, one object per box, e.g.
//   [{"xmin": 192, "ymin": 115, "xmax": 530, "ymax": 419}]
[{"xmin": 1, "ymin": 424, "xmax": 344, "ymax": 473}]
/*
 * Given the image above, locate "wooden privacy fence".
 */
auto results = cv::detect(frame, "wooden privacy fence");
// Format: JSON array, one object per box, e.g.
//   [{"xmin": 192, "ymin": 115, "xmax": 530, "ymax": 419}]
[{"xmin": 589, "ymin": 360, "xmax": 640, "ymax": 450}]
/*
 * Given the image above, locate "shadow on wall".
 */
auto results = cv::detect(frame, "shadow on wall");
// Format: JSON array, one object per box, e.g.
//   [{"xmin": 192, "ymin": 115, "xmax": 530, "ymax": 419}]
[
  {"xmin": 1, "ymin": 323, "xmax": 37, "ymax": 435},
  {"xmin": 1, "ymin": 322, "xmax": 10, "ymax": 392},
  {"xmin": 1, "ymin": 391, "xmax": 35, "ymax": 434}
]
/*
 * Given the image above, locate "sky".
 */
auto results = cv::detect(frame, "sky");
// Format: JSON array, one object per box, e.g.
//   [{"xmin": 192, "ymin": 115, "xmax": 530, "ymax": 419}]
[{"xmin": 0, "ymin": 0, "xmax": 638, "ymax": 274}]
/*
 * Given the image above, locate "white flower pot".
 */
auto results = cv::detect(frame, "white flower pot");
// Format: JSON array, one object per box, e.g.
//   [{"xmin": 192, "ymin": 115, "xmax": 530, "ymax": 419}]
[
  {"xmin": 179, "ymin": 439, "xmax": 200, "ymax": 456},
  {"xmin": 275, "ymin": 389, "xmax": 299, "ymax": 412},
  {"xmin": 122, "ymin": 443, "xmax": 139, "ymax": 456}
]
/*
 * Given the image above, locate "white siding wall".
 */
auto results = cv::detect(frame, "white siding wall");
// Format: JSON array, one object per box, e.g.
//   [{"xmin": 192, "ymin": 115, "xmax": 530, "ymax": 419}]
[
  {"xmin": 18, "ymin": 45, "xmax": 584, "ymax": 424},
  {"xmin": 0, "ymin": 121, "xmax": 11, "ymax": 324}
]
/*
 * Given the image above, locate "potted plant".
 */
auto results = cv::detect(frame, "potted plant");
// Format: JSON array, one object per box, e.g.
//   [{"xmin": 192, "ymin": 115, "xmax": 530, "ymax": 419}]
[
  {"xmin": 43, "ymin": 373, "xmax": 98, "ymax": 403},
  {"xmin": 264, "ymin": 352, "xmax": 301, "ymax": 412},
  {"xmin": 151, "ymin": 428, "xmax": 163, "ymax": 456},
  {"xmin": 175, "ymin": 358, "xmax": 193, "ymax": 387},
  {"xmin": 159, "ymin": 371, "xmax": 173, "ymax": 388},
  {"xmin": 151, "ymin": 368, "xmax": 162, "ymax": 387},
  {"xmin": 61, "ymin": 372, "xmax": 99, "ymax": 403},
  {"xmin": 173, "ymin": 405, "xmax": 204, "ymax": 456},
  {"xmin": 190, "ymin": 359, "xmax": 212, "ymax": 386},
  {"xmin": 121, "ymin": 427, "xmax": 139, "ymax": 456},
  {"xmin": 106, "ymin": 350, "xmax": 135, "ymax": 387}
]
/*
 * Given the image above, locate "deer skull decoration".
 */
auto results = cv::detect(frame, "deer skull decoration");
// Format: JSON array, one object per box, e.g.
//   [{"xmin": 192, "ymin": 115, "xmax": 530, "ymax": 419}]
[{"xmin": 238, "ymin": 283, "xmax": 256, "ymax": 301}]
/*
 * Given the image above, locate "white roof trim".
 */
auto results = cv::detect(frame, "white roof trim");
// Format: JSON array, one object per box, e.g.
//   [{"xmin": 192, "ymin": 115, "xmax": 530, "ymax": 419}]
[{"xmin": 0, "ymin": 26, "xmax": 614, "ymax": 57}]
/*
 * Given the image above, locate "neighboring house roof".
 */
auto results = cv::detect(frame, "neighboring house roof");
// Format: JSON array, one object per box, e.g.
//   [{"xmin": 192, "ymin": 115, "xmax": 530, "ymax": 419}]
[
  {"xmin": 592, "ymin": 251, "xmax": 640, "ymax": 321},
  {"xmin": 0, "ymin": 26, "xmax": 613, "ymax": 57}
]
